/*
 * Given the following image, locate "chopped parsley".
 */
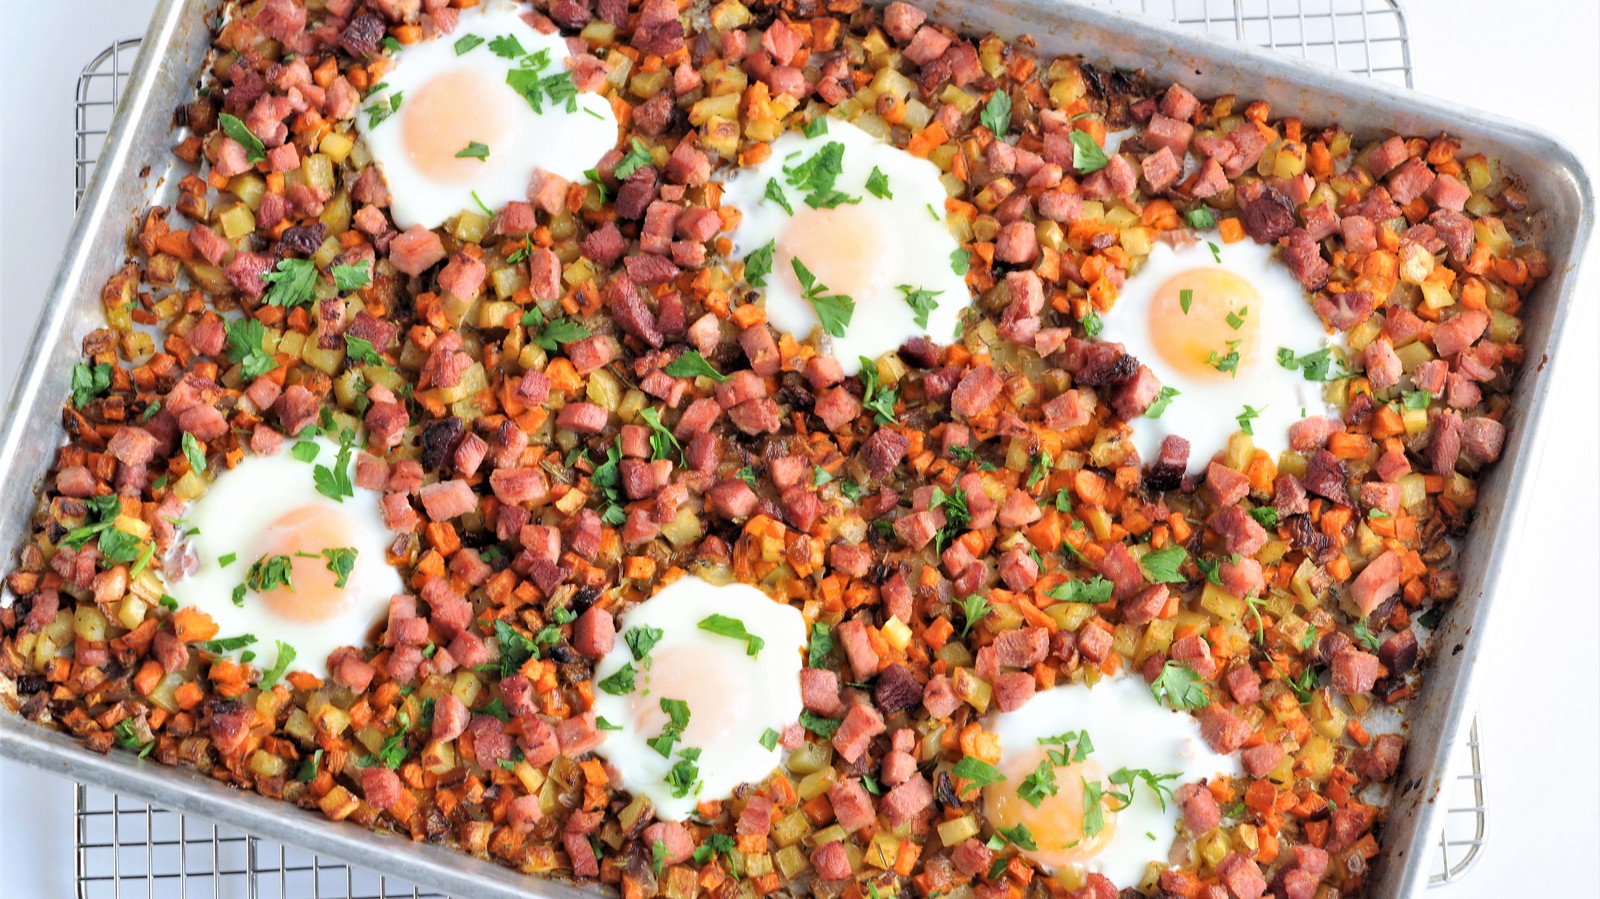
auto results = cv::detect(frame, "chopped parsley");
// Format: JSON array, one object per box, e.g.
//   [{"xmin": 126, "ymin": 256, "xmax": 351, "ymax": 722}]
[
  {"xmin": 258, "ymin": 641, "xmax": 296, "ymax": 690},
  {"xmin": 1185, "ymin": 205, "xmax": 1216, "ymax": 229},
  {"xmin": 930, "ymin": 485, "xmax": 970, "ymax": 552},
  {"xmin": 493, "ymin": 618, "xmax": 539, "ymax": 678},
  {"xmin": 488, "ymin": 34, "xmax": 527, "ymax": 58},
  {"xmin": 1145, "ymin": 385, "xmax": 1180, "ymax": 418},
  {"xmin": 312, "ymin": 429, "xmax": 355, "ymax": 503},
  {"xmin": 1226, "ymin": 306, "xmax": 1249, "ymax": 330},
  {"xmin": 193, "ymin": 634, "xmax": 257, "ymax": 654},
  {"xmin": 639, "ymin": 407, "xmax": 681, "ymax": 461},
  {"xmin": 217, "ymin": 112, "xmax": 266, "ymax": 163},
  {"xmin": 1237, "ymin": 404, "xmax": 1265, "ymax": 436},
  {"xmin": 598, "ymin": 662, "xmax": 637, "ymax": 696},
  {"xmin": 1352, "ymin": 617, "xmax": 1382, "ymax": 651},
  {"xmin": 1139, "ymin": 543, "xmax": 1188, "ymax": 584},
  {"xmin": 321, "ymin": 547, "xmax": 357, "ymax": 588},
  {"xmin": 455, "ymin": 141, "xmax": 490, "ymax": 160},
  {"xmin": 800, "ymin": 710, "xmax": 841, "ymax": 738},
  {"xmin": 262, "ymin": 258, "xmax": 319, "ymax": 309},
  {"xmin": 1081, "ymin": 310, "xmax": 1104, "ymax": 337},
  {"xmin": 663, "ymin": 351, "xmax": 728, "ymax": 382},
  {"xmin": 453, "ymin": 34, "xmax": 484, "ymax": 55},
  {"xmin": 865, "ymin": 166, "xmax": 892, "ymax": 199},
  {"xmin": 1206, "ymin": 339, "xmax": 1243, "ymax": 376},
  {"xmin": 1025, "ymin": 450, "xmax": 1053, "ymax": 489},
  {"xmin": 647, "ymin": 698, "xmax": 691, "ymax": 757},
  {"xmin": 764, "ymin": 177, "xmax": 794, "ymax": 215},
  {"xmin": 950, "ymin": 247, "xmax": 970, "ymax": 275},
  {"xmin": 1047, "ymin": 576, "xmax": 1114, "ymax": 604},
  {"xmin": 1150, "ymin": 660, "xmax": 1210, "ymax": 709},
  {"xmin": 665, "ymin": 748, "xmax": 702, "ymax": 798},
  {"xmin": 759, "ymin": 728, "xmax": 780, "ymax": 751},
  {"xmin": 70, "ymin": 363, "xmax": 112, "ymax": 408},
  {"xmin": 344, "ymin": 334, "xmax": 383, "ymax": 365},
  {"xmin": 529, "ymin": 317, "xmax": 591, "ymax": 352},
  {"xmin": 950, "ymin": 444, "xmax": 995, "ymax": 471},
  {"xmin": 782, "ymin": 141, "xmax": 859, "ymax": 209},
  {"xmin": 744, "ymin": 240, "xmax": 776, "ymax": 287},
  {"xmin": 1179, "ymin": 288, "xmax": 1194, "ymax": 315},
  {"xmin": 807, "ymin": 621, "xmax": 833, "ymax": 669},
  {"xmin": 698, "ymin": 614, "xmax": 764, "ymax": 657},
  {"xmin": 980, "ymin": 90, "xmax": 1012, "ymax": 136},
  {"xmin": 226, "ymin": 317, "xmax": 277, "ymax": 379},
  {"xmin": 1018, "ymin": 758, "xmax": 1058, "ymax": 808},
  {"xmin": 1069, "ymin": 130, "xmax": 1109, "ymax": 173},
  {"xmin": 181, "ymin": 431, "xmax": 207, "ymax": 475},
  {"xmin": 897, "ymin": 285, "xmax": 941, "ymax": 329},
  {"xmin": 802, "ymin": 115, "xmax": 830, "ymax": 138},
  {"xmin": 952, "ymin": 755, "xmax": 1005, "ymax": 797},
  {"xmin": 1277, "ymin": 347, "xmax": 1343, "ymax": 382},
  {"xmin": 857, "ymin": 356, "xmax": 900, "ymax": 425},
  {"xmin": 245, "ymin": 554, "xmax": 294, "ymax": 594},
  {"xmin": 625, "ymin": 625, "xmax": 664, "ymax": 662},
  {"xmin": 957, "ymin": 593, "xmax": 991, "ymax": 638},
  {"xmin": 791, "ymin": 257, "xmax": 855, "ymax": 337},
  {"xmin": 331, "ymin": 261, "xmax": 371, "ymax": 291},
  {"xmin": 1249, "ymin": 505, "xmax": 1280, "ymax": 529},
  {"xmin": 612, "ymin": 138, "xmax": 655, "ymax": 181}
]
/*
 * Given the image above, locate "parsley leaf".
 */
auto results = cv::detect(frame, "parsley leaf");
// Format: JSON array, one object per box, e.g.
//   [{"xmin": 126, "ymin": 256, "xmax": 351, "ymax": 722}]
[
  {"xmin": 791, "ymin": 257, "xmax": 855, "ymax": 337},
  {"xmin": 802, "ymin": 115, "xmax": 830, "ymax": 138},
  {"xmin": 321, "ymin": 547, "xmax": 357, "ymax": 588},
  {"xmin": 698, "ymin": 614, "xmax": 764, "ymax": 657},
  {"xmin": 1179, "ymin": 288, "xmax": 1194, "ymax": 315},
  {"xmin": 1026, "ymin": 450, "xmax": 1053, "ymax": 489},
  {"xmin": 950, "ymin": 247, "xmax": 970, "ymax": 275},
  {"xmin": 1249, "ymin": 506, "xmax": 1280, "ymax": 529},
  {"xmin": 262, "ymin": 258, "xmax": 320, "ymax": 309},
  {"xmin": 763, "ymin": 177, "xmax": 794, "ymax": 215},
  {"xmin": 1401, "ymin": 389, "xmax": 1431, "ymax": 410},
  {"xmin": 598, "ymin": 662, "xmax": 637, "ymax": 695},
  {"xmin": 857, "ymin": 356, "xmax": 899, "ymax": 425},
  {"xmin": 193, "ymin": 634, "xmax": 257, "ymax": 654},
  {"xmin": 958, "ymin": 594, "xmax": 991, "ymax": 637},
  {"xmin": 1185, "ymin": 205, "xmax": 1216, "ymax": 230},
  {"xmin": 71, "ymin": 363, "xmax": 112, "ymax": 408},
  {"xmin": 1018, "ymin": 758, "xmax": 1058, "ymax": 808},
  {"xmin": 807, "ymin": 622, "xmax": 833, "ymax": 669},
  {"xmin": 258, "ymin": 641, "xmax": 296, "ymax": 690},
  {"xmin": 1226, "ymin": 306, "xmax": 1249, "ymax": 330},
  {"xmin": 1047, "ymin": 576, "xmax": 1114, "ymax": 604},
  {"xmin": 1277, "ymin": 347, "xmax": 1342, "ymax": 382},
  {"xmin": 664, "ymin": 351, "xmax": 728, "ymax": 382},
  {"xmin": 612, "ymin": 138, "xmax": 654, "ymax": 181},
  {"xmin": 897, "ymin": 285, "xmax": 941, "ymax": 330},
  {"xmin": 488, "ymin": 33, "xmax": 527, "ymax": 58},
  {"xmin": 226, "ymin": 317, "xmax": 277, "ymax": 379},
  {"xmin": 865, "ymin": 166, "xmax": 892, "ymax": 199},
  {"xmin": 493, "ymin": 618, "xmax": 539, "ymax": 678},
  {"xmin": 1139, "ymin": 543, "xmax": 1188, "ymax": 584},
  {"xmin": 532, "ymin": 318, "xmax": 591, "ymax": 351},
  {"xmin": 1150, "ymin": 660, "xmax": 1210, "ymax": 709},
  {"xmin": 312, "ymin": 429, "xmax": 355, "ymax": 503},
  {"xmin": 639, "ymin": 407, "xmax": 681, "ymax": 461},
  {"xmin": 454, "ymin": 34, "xmax": 484, "ymax": 55},
  {"xmin": 800, "ymin": 711, "xmax": 841, "ymax": 738},
  {"xmin": 625, "ymin": 625, "xmax": 664, "ymax": 662},
  {"xmin": 1237, "ymin": 404, "xmax": 1265, "ymax": 436},
  {"xmin": 331, "ymin": 262, "xmax": 371, "ymax": 291},
  {"xmin": 181, "ymin": 431, "xmax": 207, "ymax": 475},
  {"xmin": 1206, "ymin": 339, "xmax": 1243, "ymax": 376},
  {"xmin": 1069, "ymin": 130, "xmax": 1109, "ymax": 173},
  {"xmin": 744, "ymin": 240, "xmax": 776, "ymax": 287},
  {"xmin": 217, "ymin": 112, "xmax": 266, "ymax": 163},
  {"xmin": 952, "ymin": 756, "xmax": 1005, "ymax": 797},
  {"xmin": 980, "ymin": 90, "xmax": 1012, "ymax": 136},
  {"xmin": 245, "ymin": 554, "xmax": 294, "ymax": 593},
  {"xmin": 455, "ymin": 141, "xmax": 490, "ymax": 160},
  {"xmin": 759, "ymin": 728, "xmax": 780, "ymax": 751},
  {"xmin": 342, "ymin": 337, "xmax": 385, "ymax": 374},
  {"xmin": 1145, "ymin": 385, "xmax": 1180, "ymax": 418},
  {"xmin": 1352, "ymin": 617, "xmax": 1382, "ymax": 651}
]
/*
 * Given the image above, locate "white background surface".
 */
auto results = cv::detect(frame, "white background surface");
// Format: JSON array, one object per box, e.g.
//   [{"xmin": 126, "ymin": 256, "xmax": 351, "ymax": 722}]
[{"xmin": 0, "ymin": 1, "xmax": 1595, "ymax": 896}]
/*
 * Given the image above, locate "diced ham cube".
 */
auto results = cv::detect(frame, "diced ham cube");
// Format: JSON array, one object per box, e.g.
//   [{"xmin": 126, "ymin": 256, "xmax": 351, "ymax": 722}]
[{"xmin": 828, "ymin": 777, "xmax": 876, "ymax": 831}]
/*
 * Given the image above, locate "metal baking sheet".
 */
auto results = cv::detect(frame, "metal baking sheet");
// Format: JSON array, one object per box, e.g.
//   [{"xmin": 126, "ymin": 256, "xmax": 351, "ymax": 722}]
[{"xmin": 1, "ymin": 1, "xmax": 1591, "ymax": 897}]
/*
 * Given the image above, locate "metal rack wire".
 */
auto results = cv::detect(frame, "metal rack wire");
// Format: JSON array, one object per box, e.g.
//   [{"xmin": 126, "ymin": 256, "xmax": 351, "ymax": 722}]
[{"xmin": 68, "ymin": 2, "xmax": 1480, "ymax": 895}]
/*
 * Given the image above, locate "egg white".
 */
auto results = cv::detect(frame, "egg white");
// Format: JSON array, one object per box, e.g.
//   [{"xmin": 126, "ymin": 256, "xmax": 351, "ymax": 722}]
[
  {"xmin": 986, "ymin": 676, "xmax": 1241, "ymax": 888},
  {"xmin": 590, "ymin": 576, "xmax": 807, "ymax": 821},
  {"xmin": 1099, "ymin": 237, "xmax": 1339, "ymax": 471},
  {"xmin": 357, "ymin": 0, "xmax": 618, "ymax": 229},
  {"xmin": 164, "ymin": 436, "xmax": 403, "ymax": 681},
  {"xmin": 719, "ymin": 118, "xmax": 972, "ymax": 375}
]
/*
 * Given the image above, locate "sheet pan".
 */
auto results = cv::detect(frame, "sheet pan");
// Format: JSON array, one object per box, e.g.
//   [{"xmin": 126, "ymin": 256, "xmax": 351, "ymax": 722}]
[{"xmin": 1, "ymin": 0, "xmax": 1591, "ymax": 895}]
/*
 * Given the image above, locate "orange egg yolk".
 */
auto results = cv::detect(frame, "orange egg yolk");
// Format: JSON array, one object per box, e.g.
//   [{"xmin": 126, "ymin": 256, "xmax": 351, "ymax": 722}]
[
  {"xmin": 253, "ymin": 505, "xmax": 359, "ymax": 623},
  {"xmin": 401, "ymin": 68, "xmax": 513, "ymax": 183},
  {"xmin": 626, "ymin": 644, "xmax": 756, "ymax": 749},
  {"xmin": 776, "ymin": 205, "xmax": 890, "ymax": 317},
  {"xmin": 984, "ymin": 751, "xmax": 1118, "ymax": 870},
  {"xmin": 1147, "ymin": 268, "xmax": 1262, "ymax": 380}
]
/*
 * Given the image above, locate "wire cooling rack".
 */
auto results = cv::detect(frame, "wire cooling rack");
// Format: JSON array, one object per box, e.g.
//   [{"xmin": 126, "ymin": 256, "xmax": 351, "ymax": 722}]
[{"xmin": 69, "ymin": 2, "xmax": 1480, "ymax": 896}]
